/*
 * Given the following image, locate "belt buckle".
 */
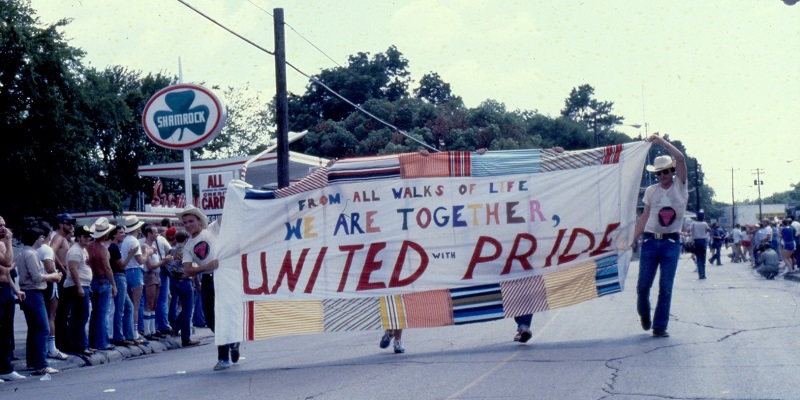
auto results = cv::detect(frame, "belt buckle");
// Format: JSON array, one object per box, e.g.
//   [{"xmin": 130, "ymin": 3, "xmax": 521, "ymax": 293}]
[{"xmin": 654, "ymin": 233, "xmax": 663, "ymax": 239}]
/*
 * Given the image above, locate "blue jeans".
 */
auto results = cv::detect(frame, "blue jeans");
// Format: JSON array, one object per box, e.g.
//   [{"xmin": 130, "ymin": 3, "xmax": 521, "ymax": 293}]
[
  {"xmin": 156, "ymin": 268, "xmax": 171, "ymax": 332},
  {"xmin": 709, "ymin": 241, "xmax": 722, "ymax": 265},
  {"xmin": 514, "ymin": 314, "xmax": 532, "ymax": 331},
  {"xmin": 21, "ymin": 290, "xmax": 50, "ymax": 370},
  {"xmin": 113, "ymin": 274, "xmax": 135, "ymax": 342},
  {"xmin": 89, "ymin": 278, "xmax": 113, "ymax": 349},
  {"xmin": 0, "ymin": 283, "xmax": 15, "ymax": 374},
  {"xmin": 68, "ymin": 285, "xmax": 91, "ymax": 352},
  {"xmin": 637, "ymin": 237, "xmax": 680, "ymax": 332},
  {"xmin": 170, "ymin": 279, "xmax": 194, "ymax": 344},
  {"xmin": 693, "ymin": 239, "xmax": 707, "ymax": 279},
  {"xmin": 192, "ymin": 279, "xmax": 206, "ymax": 327}
]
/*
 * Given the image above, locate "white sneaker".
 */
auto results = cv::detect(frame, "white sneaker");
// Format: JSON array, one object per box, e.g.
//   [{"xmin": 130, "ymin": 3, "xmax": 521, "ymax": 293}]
[
  {"xmin": 393, "ymin": 341, "xmax": 405, "ymax": 354},
  {"xmin": 0, "ymin": 371, "xmax": 26, "ymax": 381},
  {"xmin": 213, "ymin": 360, "xmax": 231, "ymax": 371}
]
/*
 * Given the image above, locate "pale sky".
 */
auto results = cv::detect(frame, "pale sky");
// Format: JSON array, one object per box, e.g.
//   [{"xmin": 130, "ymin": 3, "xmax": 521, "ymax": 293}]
[{"xmin": 30, "ymin": 0, "xmax": 800, "ymax": 202}]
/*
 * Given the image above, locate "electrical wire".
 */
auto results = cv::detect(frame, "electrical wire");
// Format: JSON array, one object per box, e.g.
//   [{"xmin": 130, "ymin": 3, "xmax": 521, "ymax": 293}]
[
  {"xmin": 245, "ymin": 0, "xmax": 342, "ymax": 68},
  {"xmin": 177, "ymin": 0, "xmax": 438, "ymax": 152}
]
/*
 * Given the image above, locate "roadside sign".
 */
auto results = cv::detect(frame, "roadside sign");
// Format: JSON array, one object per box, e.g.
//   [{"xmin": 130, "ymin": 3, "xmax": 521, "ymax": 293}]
[{"xmin": 142, "ymin": 83, "xmax": 227, "ymax": 150}]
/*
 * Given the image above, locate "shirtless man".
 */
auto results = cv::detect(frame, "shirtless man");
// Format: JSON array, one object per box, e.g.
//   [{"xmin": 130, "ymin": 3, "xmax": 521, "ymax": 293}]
[
  {"xmin": 87, "ymin": 218, "xmax": 118, "ymax": 350},
  {"xmin": 50, "ymin": 213, "xmax": 75, "ymax": 352}
]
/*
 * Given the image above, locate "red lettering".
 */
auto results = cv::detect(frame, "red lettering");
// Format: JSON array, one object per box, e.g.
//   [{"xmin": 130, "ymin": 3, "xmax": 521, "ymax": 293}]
[
  {"xmin": 589, "ymin": 223, "xmax": 620, "ymax": 257},
  {"xmin": 389, "ymin": 241, "xmax": 428, "ymax": 288},
  {"xmin": 303, "ymin": 247, "xmax": 327, "ymax": 294},
  {"xmin": 544, "ymin": 229, "xmax": 567, "ymax": 268},
  {"xmin": 336, "ymin": 245, "xmax": 363, "ymax": 292},
  {"xmin": 271, "ymin": 249, "xmax": 308, "ymax": 294},
  {"xmin": 501, "ymin": 233, "xmax": 536, "ymax": 274},
  {"xmin": 356, "ymin": 242, "xmax": 387, "ymax": 291},
  {"xmin": 557, "ymin": 228, "xmax": 595, "ymax": 265},
  {"xmin": 241, "ymin": 253, "xmax": 269, "ymax": 295},
  {"xmin": 462, "ymin": 236, "xmax": 503, "ymax": 279}
]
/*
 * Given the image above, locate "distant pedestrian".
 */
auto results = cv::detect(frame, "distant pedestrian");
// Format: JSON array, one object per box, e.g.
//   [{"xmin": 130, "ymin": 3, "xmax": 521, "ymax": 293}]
[
  {"xmin": 709, "ymin": 222, "xmax": 724, "ymax": 266},
  {"xmin": 690, "ymin": 212, "xmax": 710, "ymax": 279}
]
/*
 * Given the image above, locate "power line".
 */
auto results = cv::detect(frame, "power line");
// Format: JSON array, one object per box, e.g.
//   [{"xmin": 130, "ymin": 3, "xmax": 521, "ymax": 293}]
[
  {"xmin": 245, "ymin": 0, "xmax": 342, "ymax": 68},
  {"xmin": 177, "ymin": 0, "xmax": 437, "ymax": 152}
]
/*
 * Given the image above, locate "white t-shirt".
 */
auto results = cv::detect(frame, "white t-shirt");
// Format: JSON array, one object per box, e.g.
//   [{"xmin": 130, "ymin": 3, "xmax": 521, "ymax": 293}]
[
  {"xmin": 184, "ymin": 228, "xmax": 216, "ymax": 275},
  {"xmin": 691, "ymin": 221, "xmax": 709, "ymax": 240},
  {"xmin": 37, "ymin": 243, "xmax": 55, "ymax": 265},
  {"xmin": 643, "ymin": 176, "xmax": 689, "ymax": 234},
  {"xmin": 731, "ymin": 228, "xmax": 742, "ymax": 243},
  {"xmin": 121, "ymin": 234, "xmax": 143, "ymax": 270},
  {"xmin": 65, "ymin": 243, "xmax": 92, "ymax": 287}
]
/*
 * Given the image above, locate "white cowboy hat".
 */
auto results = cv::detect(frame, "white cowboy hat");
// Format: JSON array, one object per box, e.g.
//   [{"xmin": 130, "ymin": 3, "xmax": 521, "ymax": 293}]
[
  {"xmin": 91, "ymin": 217, "xmax": 116, "ymax": 239},
  {"xmin": 176, "ymin": 205, "xmax": 208, "ymax": 229},
  {"xmin": 645, "ymin": 155, "xmax": 676, "ymax": 173},
  {"xmin": 123, "ymin": 215, "xmax": 145, "ymax": 233}
]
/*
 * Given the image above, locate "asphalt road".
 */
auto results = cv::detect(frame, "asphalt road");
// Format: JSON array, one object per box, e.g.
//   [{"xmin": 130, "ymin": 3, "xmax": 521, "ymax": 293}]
[{"xmin": 2, "ymin": 252, "xmax": 799, "ymax": 400}]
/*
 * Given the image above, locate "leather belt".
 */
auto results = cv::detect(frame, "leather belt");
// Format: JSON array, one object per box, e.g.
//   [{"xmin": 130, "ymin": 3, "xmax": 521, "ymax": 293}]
[{"xmin": 643, "ymin": 232, "xmax": 680, "ymax": 240}]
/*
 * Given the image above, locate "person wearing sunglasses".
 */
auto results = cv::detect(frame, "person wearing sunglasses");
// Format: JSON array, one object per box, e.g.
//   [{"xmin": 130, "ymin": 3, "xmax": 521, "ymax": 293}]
[{"xmin": 632, "ymin": 134, "xmax": 688, "ymax": 338}]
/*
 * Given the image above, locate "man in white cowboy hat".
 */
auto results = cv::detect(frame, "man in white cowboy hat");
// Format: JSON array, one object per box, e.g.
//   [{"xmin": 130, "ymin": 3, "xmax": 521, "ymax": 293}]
[
  {"xmin": 632, "ymin": 134, "xmax": 688, "ymax": 338},
  {"xmin": 120, "ymin": 215, "xmax": 152, "ymax": 340},
  {"xmin": 178, "ymin": 205, "xmax": 239, "ymax": 371},
  {"xmin": 86, "ymin": 217, "xmax": 118, "ymax": 351}
]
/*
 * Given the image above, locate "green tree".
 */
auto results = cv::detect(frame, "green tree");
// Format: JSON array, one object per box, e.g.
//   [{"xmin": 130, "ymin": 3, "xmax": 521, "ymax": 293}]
[
  {"xmin": 414, "ymin": 72, "xmax": 462, "ymax": 105},
  {"xmin": 560, "ymin": 84, "xmax": 624, "ymax": 146},
  {"xmin": 204, "ymin": 85, "xmax": 273, "ymax": 159},
  {"xmin": 0, "ymin": 0, "xmax": 91, "ymax": 223},
  {"xmin": 289, "ymin": 46, "xmax": 411, "ymax": 130}
]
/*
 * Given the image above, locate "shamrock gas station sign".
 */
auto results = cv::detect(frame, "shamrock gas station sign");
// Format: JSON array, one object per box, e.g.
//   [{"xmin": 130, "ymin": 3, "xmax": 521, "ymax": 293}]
[{"xmin": 142, "ymin": 83, "xmax": 227, "ymax": 150}]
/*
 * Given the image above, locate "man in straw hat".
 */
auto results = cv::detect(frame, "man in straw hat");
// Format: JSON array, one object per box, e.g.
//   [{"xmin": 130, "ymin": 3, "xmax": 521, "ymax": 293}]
[
  {"xmin": 632, "ymin": 134, "xmax": 688, "ymax": 338},
  {"xmin": 178, "ymin": 205, "xmax": 240, "ymax": 371},
  {"xmin": 87, "ymin": 217, "xmax": 118, "ymax": 351}
]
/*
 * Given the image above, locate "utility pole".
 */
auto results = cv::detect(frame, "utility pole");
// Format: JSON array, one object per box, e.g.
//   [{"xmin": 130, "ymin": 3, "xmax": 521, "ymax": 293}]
[
  {"xmin": 730, "ymin": 167, "xmax": 739, "ymax": 227},
  {"xmin": 694, "ymin": 161, "xmax": 701, "ymax": 212},
  {"xmin": 753, "ymin": 169, "xmax": 765, "ymax": 221},
  {"xmin": 274, "ymin": 8, "xmax": 289, "ymax": 188}
]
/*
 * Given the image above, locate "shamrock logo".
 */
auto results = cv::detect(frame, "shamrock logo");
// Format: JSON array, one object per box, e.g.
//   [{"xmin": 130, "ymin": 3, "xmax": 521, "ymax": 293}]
[{"xmin": 153, "ymin": 90, "xmax": 210, "ymax": 141}]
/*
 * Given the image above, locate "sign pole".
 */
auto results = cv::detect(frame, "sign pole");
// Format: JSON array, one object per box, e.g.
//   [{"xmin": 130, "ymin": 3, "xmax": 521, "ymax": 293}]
[{"xmin": 184, "ymin": 148, "xmax": 192, "ymax": 207}]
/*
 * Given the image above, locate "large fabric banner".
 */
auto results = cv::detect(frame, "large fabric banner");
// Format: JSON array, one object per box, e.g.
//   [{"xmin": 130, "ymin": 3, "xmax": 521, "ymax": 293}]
[{"xmin": 213, "ymin": 141, "xmax": 651, "ymax": 344}]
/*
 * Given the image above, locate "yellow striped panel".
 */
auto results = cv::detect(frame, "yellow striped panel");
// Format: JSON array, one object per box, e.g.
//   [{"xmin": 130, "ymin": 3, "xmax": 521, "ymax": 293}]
[
  {"xmin": 542, "ymin": 261, "xmax": 598, "ymax": 309},
  {"xmin": 252, "ymin": 300, "xmax": 324, "ymax": 340},
  {"xmin": 379, "ymin": 295, "xmax": 407, "ymax": 330}
]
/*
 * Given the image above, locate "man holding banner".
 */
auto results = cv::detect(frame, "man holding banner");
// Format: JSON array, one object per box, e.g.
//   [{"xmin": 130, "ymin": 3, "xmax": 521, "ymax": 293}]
[
  {"xmin": 632, "ymin": 134, "xmax": 688, "ymax": 338},
  {"xmin": 180, "ymin": 206, "xmax": 240, "ymax": 371}
]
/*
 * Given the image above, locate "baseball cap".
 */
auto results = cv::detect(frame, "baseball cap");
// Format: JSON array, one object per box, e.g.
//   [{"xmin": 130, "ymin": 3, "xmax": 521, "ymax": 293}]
[
  {"xmin": 57, "ymin": 213, "xmax": 76, "ymax": 225},
  {"xmin": 74, "ymin": 224, "xmax": 92, "ymax": 238},
  {"xmin": 165, "ymin": 226, "xmax": 177, "ymax": 240}
]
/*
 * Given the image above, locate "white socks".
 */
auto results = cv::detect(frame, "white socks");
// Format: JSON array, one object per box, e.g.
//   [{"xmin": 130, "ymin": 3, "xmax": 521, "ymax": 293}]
[
  {"xmin": 144, "ymin": 311, "xmax": 155, "ymax": 335},
  {"xmin": 47, "ymin": 336, "xmax": 56, "ymax": 354}
]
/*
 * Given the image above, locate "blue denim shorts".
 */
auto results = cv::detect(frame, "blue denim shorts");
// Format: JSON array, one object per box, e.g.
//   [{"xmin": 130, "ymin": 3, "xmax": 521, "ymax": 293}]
[{"xmin": 125, "ymin": 268, "xmax": 144, "ymax": 289}]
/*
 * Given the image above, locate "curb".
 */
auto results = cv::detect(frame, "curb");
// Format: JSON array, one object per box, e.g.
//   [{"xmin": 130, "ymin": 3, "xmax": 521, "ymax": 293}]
[{"xmin": 10, "ymin": 329, "xmax": 214, "ymax": 374}]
